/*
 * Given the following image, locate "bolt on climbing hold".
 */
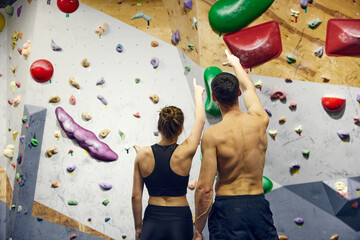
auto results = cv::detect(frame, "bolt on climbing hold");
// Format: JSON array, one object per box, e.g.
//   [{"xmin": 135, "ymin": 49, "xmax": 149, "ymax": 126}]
[
  {"xmin": 51, "ymin": 182, "xmax": 59, "ymax": 188},
  {"xmin": 354, "ymin": 116, "xmax": 359, "ymax": 125},
  {"xmin": 8, "ymin": 98, "xmax": 13, "ymax": 105},
  {"xmin": 13, "ymin": 95, "xmax": 21, "ymax": 107},
  {"xmin": 135, "ymin": 78, "xmax": 141, "ymax": 84},
  {"xmin": 270, "ymin": 89, "xmax": 287, "ymax": 101},
  {"xmin": 69, "ymin": 77, "xmax": 80, "ymax": 89},
  {"xmin": 307, "ymin": 18, "xmax": 321, "ymax": 29},
  {"xmin": 81, "ymin": 58, "xmax": 90, "ymax": 68},
  {"xmin": 295, "ymin": 125, "xmax": 302, "ymax": 136},
  {"xmin": 31, "ymin": 138, "xmax": 39, "ymax": 146},
  {"xmin": 15, "ymin": 81, "xmax": 21, "ymax": 88},
  {"xmin": 286, "ymin": 54, "xmax": 296, "ymax": 64},
  {"xmin": 151, "ymin": 41, "xmax": 159, "ymax": 47},
  {"xmin": 99, "ymin": 181, "xmax": 113, "ymax": 190},
  {"xmin": 184, "ymin": 0, "xmax": 192, "ymax": 9},
  {"xmin": 67, "ymin": 164, "xmax": 77, "ymax": 173},
  {"xmin": 171, "ymin": 30, "xmax": 180, "ymax": 45},
  {"xmin": 337, "ymin": 130, "xmax": 350, "ymax": 142},
  {"xmin": 69, "ymin": 95, "xmax": 76, "ymax": 105},
  {"xmin": 10, "ymin": 81, "xmax": 16, "ymax": 93},
  {"xmin": 17, "ymin": 205, "xmax": 22, "ymax": 212},
  {"xmin": 254, "ymin": 80, "xmax": 262, "ymax": 90},
  {"xmin": 37, "ymin": 217, "xmax": 43, "ymax": 221},
  {"xmin": 124, "ymin": 144, "xmax": 131, "ymax": 154},
  {"xmin": 49, "ymin": 95, "xmax": 61, "ymax": 103},
  {"xmin": 16, "ymin": 173, "xmax": 20, "ymax": 181},
  {"xmin": 99, "ymin": 129, "xmax": 110, "ymax": 138},
  {"xmin": 97, "ymin": 95, "xmax": 108, "ymax": 105},
  {"xmin": 289, "ymin": 102, "xmax": 297, "ymax": 110},
  {"xmin": 192, "ymin": 17, "xmax": 198, "ymax": 29},
  {"xmin": 131, "ymin": 12, "xmax": 152, "ymax": 22},
  {"xmin": 278, "ymin": 117, "xmax": 286, "ymax": 124},
  {"xmin": 330, "ymin": 234, "xmax": 339, "ymax": 240},
  {"xmin": 290, "ymin": 162, "xmax": 301, "ymax": 175},
  {"xmin": 150, "ymin": 57, "xmax": 159, "ymax": 69},
  {"xmin": 102, "ymin": 199, "xmax": 110, "ymax": 206},
  {"xmin": 20, "ymin": 135, "xmax": 25, "ymax": 143},
  {"xmin": 122, "ymin": 235, "xmax": 127, "ymax": 240},
  {"xmin": 81, "ymin": 111, "xmax": 92, "ymax": 121},
  {"xmin": 290, "ymin": 9, "xmax": 299, "ymax": 23},
  {"xmin": 68, "ymin": 199, "xmax": 78, "ymax": 205},
  {"xmin": 70, "ymin": 233, "xmax": 77, "ymax": 240},
  {"xmin": 68, "ymin": 149, "xmax": 74, "ymax": 156},
  {"xmin": 302, "ymin": 149, "xmax": 310, "ymax": 158},
  {"xmin": 188, "ymin": 180, "xmax": 197, "ymax": 190},
  {"xmin": 294, "ymin": 217, "xmax": 304, "ymax": 227},
  {"xmin": 133, "ymin": 112, "xmax": 141, "ymax": 118},
  {"xmin": 105, "ymin": 217, "xmax": 111, "ymax": 222},
  {"xmin": 51, "ymin": 39, "xmax": 62, "ymax": 51},
  {"xmin": 17, "ymin": 153, "xmax": 22, "ymax": 164},
  {"xmin": 118, "ymin": 130, "xmax": 125, "ymax": 140},
  {"xmin": 284, "ymin": 76, "xmax": 292, "ymax": 83},
  {"xmin": 188, "ymin": 44, "xmax": 194, "ymax": 50},
  {"xmin": 54, "ymin": 130, "xmax": 61, "ymax": 139},
  {"xmin": 22, "ymin": 115, "xmax": 28, "ymax": 123},
  {"xmin": 116, "ymin": 43, "xmax": 123, "ymax": 53},
  {"xmin": 12, "ymin": 131, "xmax": 18, "ymax": 141},
  {"xmin": 185, "ymin": 66, "xmax": 191, "ymax": 72},
  {"xmin": 149, "ymin": 94, "xmax": 159, "ymax": 103},
  {"xmin": 95, "ymin": 22, "xmax": 107, "ymax": 36},
  {"xmin": 268, "ymin": 130, "xmax": 277, "ymax": 140},
  {"xmin": 46, "ymin": 146, "xmax": 58, "ymax": 157},
  {"xmin": 314, "ymin": 46, "xmax": 323, "ymax": 58},
  {"xmin": 279, "ymin": 236, "xmax": 288, "ymax": 240},
  {"xmin": 96, "ymin": 77, "xmax": 105, "ymax": 86}
]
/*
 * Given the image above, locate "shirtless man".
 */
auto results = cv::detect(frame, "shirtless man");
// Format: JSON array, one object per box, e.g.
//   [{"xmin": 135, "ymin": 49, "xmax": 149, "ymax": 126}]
[{"xmin": 193, "ymin": 50, "xmax": 278, "ymax": 240}]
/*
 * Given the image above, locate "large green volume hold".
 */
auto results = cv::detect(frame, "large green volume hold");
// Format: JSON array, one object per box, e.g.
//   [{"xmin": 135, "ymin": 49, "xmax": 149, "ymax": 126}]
[
  {"xmin": 263, "ymin": 176, "xmax": 273, "ymax": 194},
  {"xmin": 209, "ymin": 0, "xmax": 275, "ymax": 33},
  {"xmin": 204, "ymin": 66, "xmax": 222, "ymax": 116}
]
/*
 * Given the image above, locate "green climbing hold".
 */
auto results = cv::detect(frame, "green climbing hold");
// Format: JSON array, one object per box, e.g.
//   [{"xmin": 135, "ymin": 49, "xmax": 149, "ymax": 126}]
[
  {"xmin": 102, "ymin": 199, "xmax": 110, "ymax": 206},
  {"xmin": 8, "ymin": 128, "xmax": 11, "ymax": 132},
  {"xmin": 135, "ymin": 78, "xmax": 140, "ymax": 84},
  {"xmin": 263, "ymin": 176, "xmax": 273, "ymax": 194},
  {"xmin": 68, "ymin": 199, "xmax": 78, "ymax": 205},
  {"xmin": 302, "ymin": 149, "xmax": 310, "ymax": 158},
  {"xmin": 204, "ymin": 66, "xmax": 222, "ymax": 116},
  {"xmin": 118, "ymin": 130, "xmax": 125, "ymax": 140},
  {"xmin": 11, "ymin": 204, "xmax": 15, "ymax": 209},
  {"xmin": 15, "ymin": 173, "xmax": 20, "ymax": 181},
  {"xmin": 185, "ymin": 66, "xmax": 191, "ymax": 72},
  {"xmin": 31, "ymin": 139, "xmax": 39, "ymax": 146},
  {"xmin": 22, "ymin": 116, "xmax": 28, "ymax": 123},
  {"xmin": 286, "ymin": 54, "xmax": 296, "ymax": 64},
  {"xmin": 209, "ymin": 0, "xmax": 275, "ymax": 33},
  {"xmin": 307, "ymin": 18, "xmax": 322, "ymax": 29},
  {"xmin": 188, "ymin": 44, "xmax": 194, "ymax": 50}
]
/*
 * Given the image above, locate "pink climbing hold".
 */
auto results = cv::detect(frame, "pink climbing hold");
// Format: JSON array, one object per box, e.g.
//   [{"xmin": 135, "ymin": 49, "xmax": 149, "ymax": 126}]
[
  {"xmin": 69, "ymin": 95, "xmax": 76, "ymax": 105},
  {"xmin": 70, "ymin": 233, "xmax": 77, "ymax": 240},
  {"xmin": 133, "ymin": 112, "xmax": 141, "ymax": 118},
  {"xmin": 321, "ymin": 96, "xmax": 346, "ymax": 113},
  {"xmin": 289, "ymin": 102, "xmax": 297, "ymax": 110},
  {"xmin": 270, "ymin": 89, "xmax": 286, "ymax": 100}
]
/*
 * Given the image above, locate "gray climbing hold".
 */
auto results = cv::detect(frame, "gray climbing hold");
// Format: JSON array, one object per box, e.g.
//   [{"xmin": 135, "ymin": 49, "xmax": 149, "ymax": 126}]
[{"xmin": 314, "ymin": 46, "xmax": 323, "ymax": 58}]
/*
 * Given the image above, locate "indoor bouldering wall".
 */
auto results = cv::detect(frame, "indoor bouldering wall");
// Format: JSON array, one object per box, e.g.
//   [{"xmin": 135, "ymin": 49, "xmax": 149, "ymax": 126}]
[{"xmin": 1, "ymin": 0, "xmax": 360, "ymax": 240}]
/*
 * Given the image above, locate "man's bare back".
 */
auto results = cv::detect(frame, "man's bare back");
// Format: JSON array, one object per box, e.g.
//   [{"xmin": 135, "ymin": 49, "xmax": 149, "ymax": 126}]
[{"xmin": 207, "ymin": 107, "xmax": 268, "ymax": 196}]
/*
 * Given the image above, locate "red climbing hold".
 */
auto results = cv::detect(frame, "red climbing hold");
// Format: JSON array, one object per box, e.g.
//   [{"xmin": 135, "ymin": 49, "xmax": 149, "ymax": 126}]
[
  {"xmin": 70, "ymin": 233, "xmax": 77, "ymax": 239},
  {"xmin": 325, "ymin": 19, "xmax": 360, "ymax": 57},
  {"xmin": 30, "ymin": 59, "xmax": 54, "ymax": 83},
  {"xmin": 223, "ymin": 21, "xmax": 282, "ymax": 69},
  {"xmin": 321, "ymin": 96, "xmax": 346, "ymax": 113},
  {"xmin": 57, "ymin": 0, "xmax": 79, "ymax": 14}
]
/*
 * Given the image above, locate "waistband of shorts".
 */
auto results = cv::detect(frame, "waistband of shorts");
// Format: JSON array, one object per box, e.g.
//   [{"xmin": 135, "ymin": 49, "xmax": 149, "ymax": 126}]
[
  {"xmin": 145, "ymin": 205, "xmax": 192, "ymax": 220},
  {"xmin": 215, "ymin": 194, "xmax": 265, "ymax": 201}
]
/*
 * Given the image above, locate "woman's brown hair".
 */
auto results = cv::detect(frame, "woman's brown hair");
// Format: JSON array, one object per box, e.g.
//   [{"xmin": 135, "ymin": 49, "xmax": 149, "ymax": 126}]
[{"xmin": 158, "ymin": 106, "xmax": 184, "ymax": 139}]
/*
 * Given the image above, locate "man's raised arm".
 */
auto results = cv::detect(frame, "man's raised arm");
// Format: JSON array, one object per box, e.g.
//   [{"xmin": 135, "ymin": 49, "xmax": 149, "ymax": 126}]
[{"xmin": 223, "ymin": 49, "xmax": 267, "ymax": 117}]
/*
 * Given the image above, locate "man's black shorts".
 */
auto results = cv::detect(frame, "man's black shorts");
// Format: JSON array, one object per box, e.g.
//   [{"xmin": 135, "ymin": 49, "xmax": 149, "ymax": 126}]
[{"xmin": 208, "ymin": 194, "xmax": 279, "ymax": 240}]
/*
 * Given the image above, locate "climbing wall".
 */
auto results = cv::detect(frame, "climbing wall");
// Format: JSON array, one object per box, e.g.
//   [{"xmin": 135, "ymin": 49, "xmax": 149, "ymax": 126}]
[{"xmin": 1, "ymin": 0, "xmax": 360, "ymax": 240}]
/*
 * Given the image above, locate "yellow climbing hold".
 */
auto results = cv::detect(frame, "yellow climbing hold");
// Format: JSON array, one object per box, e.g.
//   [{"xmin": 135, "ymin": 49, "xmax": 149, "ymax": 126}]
[
  {"xmin": 10, "ymin": 81, "xmax": 16, "ymax": 93},
  {"xmin": 12, "ymin": 131, "xmax": 19, "ymax": 142},
  {"xmin": 0, "ymin": 13, "xmax": 4, "ymax": 32}
]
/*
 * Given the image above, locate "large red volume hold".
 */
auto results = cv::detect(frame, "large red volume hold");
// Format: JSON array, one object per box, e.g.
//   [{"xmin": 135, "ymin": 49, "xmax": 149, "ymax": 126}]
[
  {"xmin": 57, "ymin": 0, "xmax": 79, "ymax": 14},
  {"xmin": 223, "ymin": 21, "xmax": 282, "ymax": 69},
  {"xmin": 30, "ymin": 59, "xmax": 54, "ymax": 83},
  {"xmin": 325, "ymin": 19, "xmax": 360, "ymax": 57},
  {"xmin": 321, "ymin": 96, "xmax": 346, "ymax": 113}
]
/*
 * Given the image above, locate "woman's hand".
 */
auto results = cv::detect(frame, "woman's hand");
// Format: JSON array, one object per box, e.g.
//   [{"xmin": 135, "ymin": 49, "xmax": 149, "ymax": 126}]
[{"xmin": 193, "ymin": 78, "xmax": 205, "ymax": 97}]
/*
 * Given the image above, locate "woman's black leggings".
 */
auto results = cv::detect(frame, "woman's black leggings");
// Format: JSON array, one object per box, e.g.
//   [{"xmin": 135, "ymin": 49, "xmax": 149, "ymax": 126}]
[{"xmin": 141, "ymin": 205, "xmax": 194, "ymax": 240}]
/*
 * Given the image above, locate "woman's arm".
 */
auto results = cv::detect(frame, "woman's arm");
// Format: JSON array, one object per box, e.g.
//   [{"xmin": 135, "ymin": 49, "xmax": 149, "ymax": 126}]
[
  {"xmin": 132, "ymin": 151, "xmax": 145, "ymax": 240},
  {"xmin": 179, "ymin": 78, "xmax": 205, "ymax": 158}
]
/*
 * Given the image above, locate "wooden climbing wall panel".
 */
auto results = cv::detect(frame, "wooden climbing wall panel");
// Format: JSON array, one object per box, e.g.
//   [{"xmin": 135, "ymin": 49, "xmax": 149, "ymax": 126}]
[{"xmin": 80, "ymin": 0, "xmax": 360, "ymax": 87}]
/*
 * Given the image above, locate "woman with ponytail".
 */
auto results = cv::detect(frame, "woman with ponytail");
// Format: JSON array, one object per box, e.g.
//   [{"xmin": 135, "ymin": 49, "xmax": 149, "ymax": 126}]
[{"xmin": 132, "ymin": 79, "xmax": 205, "ymax": 240}]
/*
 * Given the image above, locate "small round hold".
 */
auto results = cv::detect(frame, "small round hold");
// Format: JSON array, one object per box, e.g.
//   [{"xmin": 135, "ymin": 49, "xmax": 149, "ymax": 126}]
[
  {"xmin": 49, "ymin": 95, "xmax": 60, "ymax": 103},
  {"xmin": 46, "ymin": 146, "xmax": 58, "ymax": 157},
  {"xmin": 149, "ymin": 94, "xmax": 159, "ymax": 103},
  {"xmin": 51, "ymin": 182, "xmax": 59, "ymax": 188},
  {"xmin": 151, "ymin": 41, "xmax": 159, "ymax": 47},
  {"xmin": 67, "ymin": 164, "xmax": 77, "ymax": 172},
  {"xmin": 82, "ymin": 58, "xmax": 90, "ymax": 68},
  {"xmin": 116, "ymin": 44, "xmax": 123, "ymax": 53},
  {"xmin": 81, "ymin": 111, "xmax": 92, "ymax": 121},
  {"xmin": 54, "ymin": 130, "xmax": 61, "ymax": 138},
  {"xmin": 70, "ymin": 95, "xmax": 76, "ymax": 105},
  {"xmin": 31, "ymin": 138, "xmax": 39, "ymax": 146},
  {"xmin": 150, "ymin": 57, "xmax": 159, "ymax": 69},
  {"xmin": 278, "ymin": 117, "xmax": 286, "ymax": 124}
]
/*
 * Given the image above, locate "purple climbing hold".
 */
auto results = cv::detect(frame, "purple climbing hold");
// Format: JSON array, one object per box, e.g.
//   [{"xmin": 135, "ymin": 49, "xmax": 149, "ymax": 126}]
[
  {"xmin": 51, "ymin": 40, "xmax": 62, "ymax": 51},
  {"xmin": 153, "ymin": 131, "xmax": 159, "ymax": 137},
  {"xmin": 290, "ymin": 162, "xmax": 300, "ymax": 170},
  {"xmin": 356, "ymin": 93, "xmax": 360, "ymax": 103},
  {"xmin": 96, "ymin": 77, "xmax": 105, "ymax": 86},
  {"xmin": 264, "ymin": 107, "xmax": 272, "ymax": 117},
  {"xmin": 20, "ymin": 135, "xmax": 25, "ymax": 144},
  {"xmin": 171, "ymin": 30, "xmax": 180, "ymax": 45},
  {"xmin": 294, "ymin": 217, "xmax": 304, "ymax": 225},
  {"xmin": 337, "ymin": 130, "xmax": 350, "ymax": 141},
  {"xmin": 99, "ymin": 181, "xmax": 113, "ymax": 190},
  {"xmin": 116, "ymin": 43, "xmax": 123, "ymax": 53},
  {"xmin": 17, "ymin": 5, "xmax": 22, "ymax": 17},
  {"xmin": 97, "ymin": 95, "xmax": 108, "ymax": 105},
  {"xmin": 67, "ymin": 164, "xmax": 77, "ymax": 172},
  {"xmin": 184, "ymin": 0, "xmax": 192, "ymax": 9},
  {"xmin": 37, "ymin": 217, "xmax": 43, "ymax": 221},
  {"xmin": 300, "ymin": 0, "xmax": 312, "ymax": 9},
  {"xmin": 88, "ymin": 217, "xmax": 92, "ymax": 222},
  {"xmin": 150, "ymin": 57, "xmax": 159, "ymax": 69}
]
